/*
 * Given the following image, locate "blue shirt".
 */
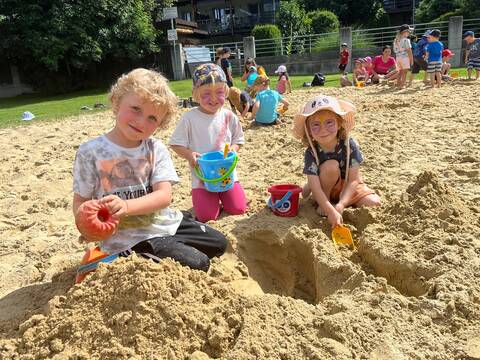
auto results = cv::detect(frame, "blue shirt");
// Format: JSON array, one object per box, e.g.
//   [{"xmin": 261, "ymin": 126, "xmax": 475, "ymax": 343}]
[
  {"xmin": 246, "ymin": 72, "xmax": 258, "ymax": 87},
  {"xmin": 255, "ymin": 89, "xmax": 282, "ymax": 124},
  {"xmin": 426, "ymin": 41, "xmax": 444, "ymax": 62}
]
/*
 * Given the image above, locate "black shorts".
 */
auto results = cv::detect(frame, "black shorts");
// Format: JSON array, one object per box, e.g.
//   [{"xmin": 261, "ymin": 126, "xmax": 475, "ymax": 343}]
[
  {"xmin": 412, "ymin": 57, "xmax": 427, "ymax": 74},
  {"xmin": 339, "ymin": 64, "xmax": 347, "ymax": 71}
]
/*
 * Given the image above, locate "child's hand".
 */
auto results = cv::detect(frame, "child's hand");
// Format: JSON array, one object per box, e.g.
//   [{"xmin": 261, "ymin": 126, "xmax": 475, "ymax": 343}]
[
  {"xmin": 189, "ymin": 152, "xmax": 201, "ymax": 168},
  {"xmin": 335, "ymin": 202, "xmax": 345, "ymax": 215},
  {"xmin": 100, "ymin": 195, "xmax": 128, "ymax": 219},
  {"xmin": 326, "ymin": 207, "xmax": 343, "ymax": 228}
]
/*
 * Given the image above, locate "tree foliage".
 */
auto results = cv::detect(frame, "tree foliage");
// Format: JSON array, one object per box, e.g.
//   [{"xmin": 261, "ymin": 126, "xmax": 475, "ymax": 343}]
[
  {"xmin": 416, "ymin": 0, "xmax": 480, "ymax": 22},
  {"xmin": 277, "ymin": 0, "xmax": 310, "ymax": 37},
  {"xmin": 0, "ymin": 0, "xmax": 171, "ymax": 91},
  {"xmin": 299, "ymin": 0, "xmax": 384, "ymax": 26},
  {"xmin": 252, "ymin": 24, "xmax": 282, "ymax": 56},
  {"xmin": 307, "ymin": 10, "xmax": 339, "ymax": 34}
]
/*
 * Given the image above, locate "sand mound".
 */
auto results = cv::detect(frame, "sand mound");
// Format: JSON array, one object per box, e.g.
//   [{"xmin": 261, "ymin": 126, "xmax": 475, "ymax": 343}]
[{"xmin": 1, "ymin": 81, "xmax": 480, "ymax": 359}]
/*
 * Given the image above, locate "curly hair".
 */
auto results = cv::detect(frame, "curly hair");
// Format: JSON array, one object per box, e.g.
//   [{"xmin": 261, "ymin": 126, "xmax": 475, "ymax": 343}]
[{"xmin": 109, "ymin": 68, "xmax": 178, "ymax": 129}]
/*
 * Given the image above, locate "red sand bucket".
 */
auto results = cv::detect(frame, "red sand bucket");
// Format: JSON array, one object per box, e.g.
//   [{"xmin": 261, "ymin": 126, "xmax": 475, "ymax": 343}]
[{"xmin": 267, "ymin": 184, "xmax": 302, "ymax": 217}]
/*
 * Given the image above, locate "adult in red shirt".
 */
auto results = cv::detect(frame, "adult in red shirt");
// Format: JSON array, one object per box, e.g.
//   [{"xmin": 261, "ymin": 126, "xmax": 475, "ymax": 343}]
[
  {"xmin": 338, "ymin": 43, "xmax": 350, "ymax": 72},
  {"xmin": 371, "ymin": 45, "xmax": 398, "ymax": 83}
]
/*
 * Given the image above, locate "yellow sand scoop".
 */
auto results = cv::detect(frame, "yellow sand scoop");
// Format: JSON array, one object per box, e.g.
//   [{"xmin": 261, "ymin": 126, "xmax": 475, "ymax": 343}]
[
  {"xmin": 332, "ymin": 225, "xmax": 356, "ymax": 250},
  {"xmin": 223, "ymin": 143, "xmax": 229, "ymax": 158}
]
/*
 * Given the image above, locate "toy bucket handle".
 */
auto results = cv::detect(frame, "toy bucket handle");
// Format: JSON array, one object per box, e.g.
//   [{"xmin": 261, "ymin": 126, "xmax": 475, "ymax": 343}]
[
  {"xmin": 194, "ymin": 153, "xmax": 238, "ymax": 183},
  {"xmin": 268, "ymin": 191, "xmax": 292, "ymax": 209}
]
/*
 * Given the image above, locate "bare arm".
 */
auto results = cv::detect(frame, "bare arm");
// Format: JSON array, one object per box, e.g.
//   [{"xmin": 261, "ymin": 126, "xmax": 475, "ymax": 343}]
[
  {"xmin": 170, "ymin": 144, "xmax": 200, "ymax": 168},
  {"xmin": 287, "ymin": 79, "xmax": 292, "ymax": 93},
  {"xmin": 73, "ymin": 180, "xmax": 173, "ymax": 221},
  {"xmin": 407, "ymin": 48, "xmax": 413, "ymax": 65},
  {"xmin": 241, "ymin": 71, "xmax": 248, "ymax": 82},
  {"xmin": 280, "ymin": 98, "xmax": 289, "ymax": 110},
  {"xmin": 307, "ymin": 174, "xmax": 342, "ymax": 227},
  {"xmin": 251, "ymin": 101, "xmax": 260, "ymax": 119},
  {"xmin": 465, "ymin": 50, "xmax": 470, "ymax": 64}
]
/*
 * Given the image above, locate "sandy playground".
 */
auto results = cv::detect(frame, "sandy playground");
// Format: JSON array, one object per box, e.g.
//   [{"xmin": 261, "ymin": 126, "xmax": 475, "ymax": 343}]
[{"xmin": 0, "ymin": 80, "xmax": 479, "ymax": 359}]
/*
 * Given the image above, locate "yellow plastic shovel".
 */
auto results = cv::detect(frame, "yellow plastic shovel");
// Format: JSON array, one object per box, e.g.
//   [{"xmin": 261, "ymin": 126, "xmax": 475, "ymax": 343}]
[
  {"xmin": 332, "ymin": 225, "xmax": 356, "ymax": 250},
  {"xmin": 223, "ymin": 143, "xmax": 229, "ymax": 159}
]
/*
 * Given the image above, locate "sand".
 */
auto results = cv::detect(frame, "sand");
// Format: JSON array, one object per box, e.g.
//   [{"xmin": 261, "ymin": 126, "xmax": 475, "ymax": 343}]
[{"xmin": 0, "ymin": 80, "xmax": 479, "ymax": 359}]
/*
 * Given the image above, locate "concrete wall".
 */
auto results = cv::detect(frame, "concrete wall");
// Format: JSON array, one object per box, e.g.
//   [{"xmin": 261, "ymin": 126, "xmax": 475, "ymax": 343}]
[{"xmin": 0, "ymin": 65, "xmax": 33, "ymax": 99}]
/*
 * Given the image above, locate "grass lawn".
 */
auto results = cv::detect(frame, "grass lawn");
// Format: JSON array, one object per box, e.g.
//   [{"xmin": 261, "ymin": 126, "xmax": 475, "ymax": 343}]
[{"xmin": 0, "ymin": 68, "xmax": 469, "ymax": 128}]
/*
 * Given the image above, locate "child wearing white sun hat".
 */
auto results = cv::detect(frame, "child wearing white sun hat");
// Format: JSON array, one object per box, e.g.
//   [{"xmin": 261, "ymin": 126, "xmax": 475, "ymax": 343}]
[
  {"xmin": 292, "ymin": 95, "xmax": 381, "ymax": 227},
  {"xmin": 275, "ymin": 64, "xmax": 291, "ymax": 94}
]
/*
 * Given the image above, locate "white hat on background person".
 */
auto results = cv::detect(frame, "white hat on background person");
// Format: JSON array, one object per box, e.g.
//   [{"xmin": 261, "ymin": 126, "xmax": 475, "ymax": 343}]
[{"xmin": 274, "ymin": 65, "xmax": 287, "ymax": 74}]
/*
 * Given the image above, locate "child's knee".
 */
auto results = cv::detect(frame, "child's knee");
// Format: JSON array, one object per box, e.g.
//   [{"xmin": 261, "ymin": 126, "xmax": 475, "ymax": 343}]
[
  {"xmin": 320, "ymin": 160, "xmax": 340, "ymax": 176},
  {"xmin": 195, "ymin": 206, "xmax": 220, "ymax": 223}
]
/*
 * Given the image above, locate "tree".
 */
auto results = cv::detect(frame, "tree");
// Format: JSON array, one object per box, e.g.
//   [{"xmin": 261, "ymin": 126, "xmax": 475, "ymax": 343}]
[
  {"xmin": 277, "ymin": 0, "xmax": 310, "ymax": 54},
  {"xmin": 0, "ymin": 0, "xmax": 171, "ymax": 91},
  {"xmin": 300, "ymin": 0, "xmax": 384, "ymax": 26},
  {"xmin": 252, "ymin": 24, "xmax": 282, "ymax": 55},
  {"xmin": 415, "ymin": 0, "xmax": 460, "ymax": 22},
  {"xmin": 307, "ymin": 10, "xmax": 339, "ymax": 34},
  {"xmin": 415, "ymin": 0, "xmax": 480, "ymax": 22}
]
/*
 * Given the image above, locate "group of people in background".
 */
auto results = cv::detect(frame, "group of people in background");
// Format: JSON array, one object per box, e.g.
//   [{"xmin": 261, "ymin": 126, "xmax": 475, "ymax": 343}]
[
  {"xmin": 215, "ymin": 46, "xmax": 291, "ymax": 126},
  {"xmin": 339, "ymin": 26, "xmax": 480, "ymax": 89}
]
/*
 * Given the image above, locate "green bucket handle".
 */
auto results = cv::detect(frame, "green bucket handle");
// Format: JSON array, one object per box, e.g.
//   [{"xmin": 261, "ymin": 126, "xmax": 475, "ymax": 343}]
[{"xmin": 194, "ymin": 153, "xmax": 238, "ymax": 183}]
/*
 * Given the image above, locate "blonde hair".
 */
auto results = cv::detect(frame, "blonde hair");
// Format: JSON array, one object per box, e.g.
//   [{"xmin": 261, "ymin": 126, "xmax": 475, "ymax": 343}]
[
  {"xmin": 109, "ymin": 68, "xmax": 178, "ymax": 129},
  {"xmin": 227, "ymin": 87, "xmax": 242, "ymax": 111}
]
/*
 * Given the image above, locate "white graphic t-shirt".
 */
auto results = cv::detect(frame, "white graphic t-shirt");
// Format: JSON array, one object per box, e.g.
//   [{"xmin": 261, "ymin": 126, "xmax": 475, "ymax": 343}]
[
  {"xmin": 73, "ymin": 135, "xmax": 183, "ymax": 253},
  {"xmin": 169, "ymin": 107, "xmax": 245, "ymax": 189}
]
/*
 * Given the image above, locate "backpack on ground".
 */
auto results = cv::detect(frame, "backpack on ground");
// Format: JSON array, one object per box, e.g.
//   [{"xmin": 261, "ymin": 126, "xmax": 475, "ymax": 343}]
[{"xmin": 311, "ymin": 72, "xmax": 326, "ymax": 86}]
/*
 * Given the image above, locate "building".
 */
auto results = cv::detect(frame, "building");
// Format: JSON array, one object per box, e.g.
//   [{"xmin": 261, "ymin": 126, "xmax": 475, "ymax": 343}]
[
  {"xmin": 383, "ymin": 0, "xmax": 420, "ymax": 25},
  {"xmin": 175, "ymin": 0, "xmax": 279, "ymax": 36}
]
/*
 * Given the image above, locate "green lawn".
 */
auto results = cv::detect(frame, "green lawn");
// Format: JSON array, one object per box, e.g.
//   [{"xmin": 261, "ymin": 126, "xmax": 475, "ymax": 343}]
[{"xmin": 0, "ymin": 68, "xmax": 469, "ymax": 128}]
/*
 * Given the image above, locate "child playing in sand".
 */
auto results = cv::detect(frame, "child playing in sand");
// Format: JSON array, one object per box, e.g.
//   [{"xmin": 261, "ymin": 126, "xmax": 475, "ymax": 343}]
[
  {"xmin": 352, "ymin": 59, "xmax": 368, "ymax": 86},
  {"xmin": 170, "ymin": 64, "xmax": 247, "ymax": 222},
  {"xmin": 441, "ymin": 49, "xmax": 455, "ymax": 81},
  {"xmin": 292, "ymin": 95, "xmax": 381, "ymax": 227},
  {"xmin": 425, "ymin": 29, "xmax": 444, "ymax": 88},
  {"xmin": 393, "ymin": 24, "xmax": 414, "ymax": 88},
  {"xmin": 227, "ymin": 86, "xmax": 254, "ymax": 117},
  {"xmin": 464, "ymin": 31, "xmax": 480, "ymax": 80},
  {"xmin": 72, "ymin": 68, "xmax": 227, "ymax": 271},
  {"xmin": 250, "ymin": 75, "xmax": 289, "ymax": 125},
  {"xmin": 275, "ymin": 65, "xmax": 292, "ymax": 95}
]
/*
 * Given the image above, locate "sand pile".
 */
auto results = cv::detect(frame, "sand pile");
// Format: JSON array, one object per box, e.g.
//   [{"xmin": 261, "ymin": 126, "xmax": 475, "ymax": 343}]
[{"xmin": 1, "ymin": 80, "xmax": 480, "ymax": 359}]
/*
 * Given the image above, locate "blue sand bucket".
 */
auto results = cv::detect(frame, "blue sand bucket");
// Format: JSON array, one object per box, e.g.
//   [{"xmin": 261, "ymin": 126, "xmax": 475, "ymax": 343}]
[{"xmin": 195, "ymin": 151, "xmax": 238, "ymax": 192}]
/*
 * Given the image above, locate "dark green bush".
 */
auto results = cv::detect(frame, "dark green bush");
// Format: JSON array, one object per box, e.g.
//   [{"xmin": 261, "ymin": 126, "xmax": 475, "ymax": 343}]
[
  {"xmin": 307, "ymin": 10, "xmax": 339, "ymax": 34},
  {"xmin": 252, "ymin": 24, "xmax": 282, "ymax": 56}
]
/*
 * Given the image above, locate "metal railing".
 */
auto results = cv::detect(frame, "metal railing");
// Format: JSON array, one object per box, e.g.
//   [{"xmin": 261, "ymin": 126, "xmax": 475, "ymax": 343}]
[
  {"xmin": 351, "ymin": 20, "xmax": 450, "ymax": 48},
  {"xmin": 205, "ymin": 42, "xmax": 244, "ymax": 62},
  {"xmin": 196, "ymin": 12, "xmax": 276, "ymax": 34},
  {"xmin": 254, "ymin": 32, "xmax": 339, "ymax": 56},
  {"xmin": 463, "ymin": 18, "xmax": 480, "ymax": 33}
]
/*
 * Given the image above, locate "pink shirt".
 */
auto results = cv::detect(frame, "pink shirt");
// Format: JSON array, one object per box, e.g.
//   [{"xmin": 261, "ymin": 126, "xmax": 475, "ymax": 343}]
[
  {"xmin": 373, "ymin": 55, "xmax": 396, "ymax": 75},
  {"xmin": 276, "ymin": 75, "xmax": 288, "ymax": 94}
]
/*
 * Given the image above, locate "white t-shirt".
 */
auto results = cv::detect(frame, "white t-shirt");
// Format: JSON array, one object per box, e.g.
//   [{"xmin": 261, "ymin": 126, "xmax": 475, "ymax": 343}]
[
  {"xmin": 169, "ymin": 107, "xmax": 245, "ymax": 189},
  {"xmin": 394, "ymin": 37, "xmax": 411, "ymax": 59},
  {"xmin": 73, "ymin": 135, "xmax": 183, "ymax": 254}
]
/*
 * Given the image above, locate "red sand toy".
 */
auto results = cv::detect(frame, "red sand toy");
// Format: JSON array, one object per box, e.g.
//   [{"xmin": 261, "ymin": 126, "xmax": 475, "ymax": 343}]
[
  {"xmin": 267, "ymin": 184, "xmax": 302, "ymax": 217},
  {"xmin": 75, "ymin": 200, "xmax": 119, "ymax": 242}
]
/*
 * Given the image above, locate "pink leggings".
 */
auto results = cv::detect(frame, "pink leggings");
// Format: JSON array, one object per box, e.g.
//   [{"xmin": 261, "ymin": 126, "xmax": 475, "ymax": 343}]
[{"xmin": 192, "ymin": 182, "xmax": 247, "ymax": 222}]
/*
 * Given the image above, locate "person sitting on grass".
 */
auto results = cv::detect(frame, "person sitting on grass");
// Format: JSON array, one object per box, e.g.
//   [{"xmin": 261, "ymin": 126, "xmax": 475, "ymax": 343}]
[
  {"xmin": 250, "ymin": 75, "xmax": 289, "ymax": 126},
  {"xmin": 441, "ymin": 49, "xmax": 455, "ymax": 81},
  {"xmin": 464, "ymin": 31, "xmax": 480, "ymax": 80},
  {"xmin": 72, "ymin": 68, "xmax": 227, "ymax": 272},
  {"xmin": 371, "ymin": 45, "xmax": 398, "ymax": 83},
  {"xmin": 292, "ymin": 95, "xmax": 381, "ymax": 228},
  {"xmin": 425, "ymin": 29, "xmax": 444, "ymax": 88},
  {"xmin": 227, "ymin": 86, "xmax": 254, "ymax": 118}
]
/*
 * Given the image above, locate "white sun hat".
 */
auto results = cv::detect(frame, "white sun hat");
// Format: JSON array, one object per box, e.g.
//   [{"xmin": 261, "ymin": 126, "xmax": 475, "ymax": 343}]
[{"xmin": 274, "ymin": 65, "xmax": 287, "ymax": 74}]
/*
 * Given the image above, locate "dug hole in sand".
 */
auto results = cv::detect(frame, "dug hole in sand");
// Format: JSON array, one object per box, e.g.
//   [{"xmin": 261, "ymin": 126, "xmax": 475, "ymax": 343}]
[{"xmin": 0, "ymin": 81, "xmax": 479, "ymax": 359}]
